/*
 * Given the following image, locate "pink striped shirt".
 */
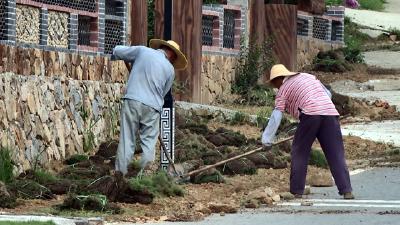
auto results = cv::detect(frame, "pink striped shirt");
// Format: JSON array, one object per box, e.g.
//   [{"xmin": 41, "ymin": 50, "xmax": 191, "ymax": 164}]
[{"xmin": 275, "ymin": 73, "xmax": 339, "ymax": 119}]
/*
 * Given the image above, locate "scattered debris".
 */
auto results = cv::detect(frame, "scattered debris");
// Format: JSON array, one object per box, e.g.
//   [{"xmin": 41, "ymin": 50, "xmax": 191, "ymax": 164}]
[
  {"xmin": 280, "ymin": 192, "xmax": 295, "ymax": 200},
  {"xmin": 208, "ymin": 202, "xmax": 239, "ymax": 214},
  {"xmin": 301, "ymin": 201, "xmax": 314, "ymax": 206},
  {"xmin": 308, "ymin": 171, "xmax": 334, "ymax": 187},
  {"xmin": 304, "ymin": 185, "xmax": 311, "ymax": 195},
  {"xmin": 245, "ymin": 199, "xmax": 260, "ymax": 209}
]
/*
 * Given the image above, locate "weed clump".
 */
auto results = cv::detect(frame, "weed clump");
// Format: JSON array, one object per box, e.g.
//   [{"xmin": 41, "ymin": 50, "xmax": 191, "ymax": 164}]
[
  {"xmin": 0, "ymin": 146, "xmax": 14, "ymax": 184},
  {"xmin": 65, "ymin": 154, "xmax": 89, "ymax": 165},
  {"xmin": 309, "ymin": 149, "xmax": 328, "ymax": 168},
  {"xmin": 33, "ymin": 169, "xmax": 58, "ymax": 184},
  {"xmin": 59, "ymin": 194, "xmax": 122, "ymax": 214},
  {"xmin": 230, "ymin": 112, "xmax": 248, "ymax": 125}
]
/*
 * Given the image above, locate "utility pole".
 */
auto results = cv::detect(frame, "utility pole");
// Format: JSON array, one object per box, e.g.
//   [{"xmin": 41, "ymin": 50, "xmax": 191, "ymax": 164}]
[{"xmin": 160, "ymin": 0, "xmax": 175, "ymax": 171}]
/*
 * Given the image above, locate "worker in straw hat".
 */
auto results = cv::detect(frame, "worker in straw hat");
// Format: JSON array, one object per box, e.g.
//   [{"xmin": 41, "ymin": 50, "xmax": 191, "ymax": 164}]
[
  {"xmin": 262, "ymin": 64, "xmax": 354, "ymax": 199},
  {"xmin": 111, "ymin": 39, "xmax": 187, "ymax": 176}
]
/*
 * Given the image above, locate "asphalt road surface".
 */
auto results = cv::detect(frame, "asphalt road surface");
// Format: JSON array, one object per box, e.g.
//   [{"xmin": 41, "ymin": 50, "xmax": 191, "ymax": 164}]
[{"xmin": 111, "ymin": 167, "xmax": 400, "ymax": 225}]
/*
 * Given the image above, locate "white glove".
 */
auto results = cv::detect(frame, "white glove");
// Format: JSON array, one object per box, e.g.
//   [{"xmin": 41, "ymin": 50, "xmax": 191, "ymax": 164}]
[{"xmin": 262, "ymin": 109, "xmax": 283, "ymax": 146}]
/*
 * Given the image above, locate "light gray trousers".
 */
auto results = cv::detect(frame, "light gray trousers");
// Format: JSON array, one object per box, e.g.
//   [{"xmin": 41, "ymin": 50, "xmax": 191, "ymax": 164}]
[{"xmin": 115, "ymin": 99, "xmax": 160, "ymax": 175}]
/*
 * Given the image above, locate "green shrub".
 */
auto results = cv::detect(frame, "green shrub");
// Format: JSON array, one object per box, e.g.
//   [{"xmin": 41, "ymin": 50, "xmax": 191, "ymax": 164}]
[
  {"xmin": 343, "ymin": 46, "xmax": 365, "ymax": 63},
  {"xmin": 312, "ymin": 50, "xmax": 354, "ymax": 72},
  {"xmin": 129, "ymin": 172, "xmax": 184, "ymax": 197},
  {"xmin": 0, "ymin": 146, "xmax": 14, "ymax": 184},
  {"xmin": 359, "ymin": 0, "xmax": 386, "ymax": 11},
  {"xmin": 309, "ymin": 149, "xmax": 328, "ymax": 168},
  {"xmin": 344, "ymin": 16, "xmax": 372, "ymax": 53}
]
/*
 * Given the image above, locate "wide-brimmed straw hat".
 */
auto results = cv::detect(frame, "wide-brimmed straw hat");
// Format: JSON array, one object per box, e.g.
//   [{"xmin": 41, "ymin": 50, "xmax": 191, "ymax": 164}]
[
  {"xmin": 269, "ymin": 64, "xmax": 298, "ymax": 81},
  {"xmin": 149, "ymin": 39, "xmax": 188, "ymax": 70}
]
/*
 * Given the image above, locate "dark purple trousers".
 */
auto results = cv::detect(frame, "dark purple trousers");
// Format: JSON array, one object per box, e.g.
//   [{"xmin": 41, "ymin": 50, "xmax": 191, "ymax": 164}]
[{"xmin": 290, "ymin": 114, "xmax": 352, "ymax": 195}]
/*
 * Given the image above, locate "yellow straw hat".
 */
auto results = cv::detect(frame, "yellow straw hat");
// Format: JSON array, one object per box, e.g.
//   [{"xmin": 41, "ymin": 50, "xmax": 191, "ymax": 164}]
[
  {"xmin": 269, "ymin": 64, "xmax": 298, "ymax": 81},
  {"xmin": 149, "ymin": 39, "xmax": 188, "ymax": 70}
]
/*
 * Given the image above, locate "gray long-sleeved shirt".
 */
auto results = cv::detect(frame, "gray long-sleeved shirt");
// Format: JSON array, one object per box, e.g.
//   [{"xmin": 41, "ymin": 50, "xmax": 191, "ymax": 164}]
[{"xmin": 112, "ymin": 45, "xmax": 175, "ymax": 112}]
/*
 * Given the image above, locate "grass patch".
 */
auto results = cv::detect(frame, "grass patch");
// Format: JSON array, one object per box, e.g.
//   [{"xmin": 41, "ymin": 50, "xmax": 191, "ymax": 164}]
[
  {"xmin": 0, "ymin": 222, "xmax": 55, "ymax": 225},
  {"xmin": 0, "ymin": 146, "xmax": 14, "ymax": 184},
  {"xmin": 129, "ymin": 172, "xmax": 184, "ymax": 197},
  {"xmin": 309, "ymin": 149, "xmax": 328, "ymax": 168},
  {"xmin": 359, "ymin": 0, "xmax": 386, "ymax": 11},
  {"xmin": 388, "ymin": 28, "xmax": 400, "ymax": 37},
  {"xmin": 344, "ymin": 17, "xmax": 373, "ymax": 47},
  {"xmin": 33, "ymin": 169, "xmax": 58, "ymax": 184}
]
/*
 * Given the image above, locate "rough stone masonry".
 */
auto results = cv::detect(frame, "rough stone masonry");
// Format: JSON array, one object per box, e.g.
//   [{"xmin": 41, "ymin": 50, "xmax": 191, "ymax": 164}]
[{"xmin": 0, "ymin": 72, "xmax": 124, "ymax": 173}]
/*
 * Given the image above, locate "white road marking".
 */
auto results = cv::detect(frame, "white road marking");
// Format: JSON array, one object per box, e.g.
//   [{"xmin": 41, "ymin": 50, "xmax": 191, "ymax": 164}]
[
  {"xmin": 308, "ymin": 199, "xmax": 400, "ymax": 204},
  {"xmin": 349, "ymin": 168, "xmax": 369, "ymax": 176},
  {"xmin": 280, "ymin": 202, "xmax": 400, "ymax": 208},
  {"xmin": 279, "ymin": 198, "xmax": 400, "ymax": 209}
]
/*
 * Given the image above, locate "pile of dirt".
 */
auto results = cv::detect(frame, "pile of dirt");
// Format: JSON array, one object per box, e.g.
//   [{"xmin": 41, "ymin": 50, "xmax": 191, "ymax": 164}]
[
  {"xmin": 331, "ymin": 91, "xmax": 400, "ymax": 120},
  {"xmin": 343, "ymin": 136, "xmax": 392, "ymax": 160}
]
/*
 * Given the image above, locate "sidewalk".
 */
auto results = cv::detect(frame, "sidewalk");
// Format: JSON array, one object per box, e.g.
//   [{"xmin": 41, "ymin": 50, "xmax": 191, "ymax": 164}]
[{"xmin": 345, "ymin": 8, "xmax": 400, "ymax": 31}]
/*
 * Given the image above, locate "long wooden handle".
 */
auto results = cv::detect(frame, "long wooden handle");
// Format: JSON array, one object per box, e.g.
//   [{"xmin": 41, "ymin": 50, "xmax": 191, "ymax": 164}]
[
  {"xmin": 124, "ymin": 61, "xmax": 132, "ymax": 72},
  {"xmin": 181, "ymin": 136, "xmax": 294, "ymax": 179}
]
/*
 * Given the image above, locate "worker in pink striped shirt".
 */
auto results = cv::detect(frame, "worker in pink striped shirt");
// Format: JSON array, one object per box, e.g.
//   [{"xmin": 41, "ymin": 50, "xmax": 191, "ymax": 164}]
[{"xmin": 262, "ymin": 64, "xmax": 354, "ymax": 199}]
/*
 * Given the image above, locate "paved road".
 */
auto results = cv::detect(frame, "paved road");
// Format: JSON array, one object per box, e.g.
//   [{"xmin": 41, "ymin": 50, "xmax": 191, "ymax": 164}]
[
  {"xmin": 384, "ymin": 0, "xmax": 400, "ymax": 14},
  {"xmin": 345, "ymin": 8, "xmax": 400, "ymax": 31},
  {"xmin": 342, "ymin": 120, "xmax": 400, "ymax": 146},
  {"xmin": 364, "ymin": 51, "xmax": 400, "ymax": 70},
  {"xmin": 110, "ymin": 168, "xmax": 400, "ymax": 225}
]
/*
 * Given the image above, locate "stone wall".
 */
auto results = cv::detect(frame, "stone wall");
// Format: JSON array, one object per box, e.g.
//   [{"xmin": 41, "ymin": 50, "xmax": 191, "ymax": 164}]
[
  {"xmin": 201, "ymin": 53, "xmax": 238, "ymax": 104},
  {"xmin": 297, "ymin": 36, "xmax": 344, "ymax": 70},
  {"xmin": 0, "ymin": 72, "xmax": 124, "ymax": 173},
  {"xmin": 0, "ymin": 45, "xmax": 128, "ymax": 81},
  {"xmin": 47, "ymin": 11, "xmax": 69, "ymax": 48},
  {"xmin": 0, "ymin": 44, "xmax": 130, "ymax": 172},
  {"xmin": 16, "ymin": 5, "xmax": 40, "ymax": 44}
]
